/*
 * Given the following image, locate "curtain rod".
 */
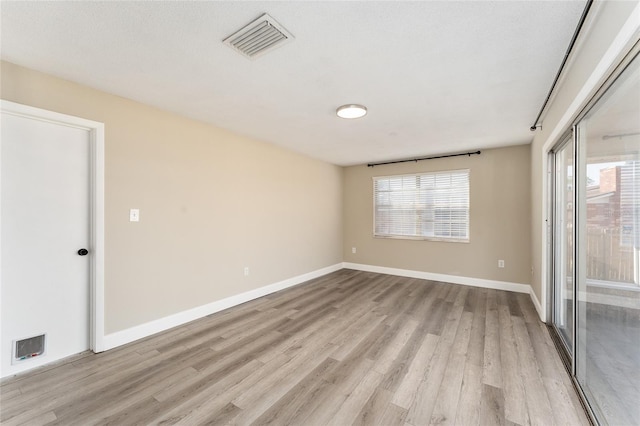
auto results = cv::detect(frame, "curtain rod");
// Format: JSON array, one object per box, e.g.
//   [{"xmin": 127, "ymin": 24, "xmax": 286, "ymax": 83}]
[
  {"xmin": 602, "ymin": 132, "xmax": 640, "ymax": 140},
  {"xmin": 367, "ymin": 150, "xmax": 481, "ymax": 167},
  {"xmin": 530, "ymin": 0, "xmax": 593, "ymax": 131}
]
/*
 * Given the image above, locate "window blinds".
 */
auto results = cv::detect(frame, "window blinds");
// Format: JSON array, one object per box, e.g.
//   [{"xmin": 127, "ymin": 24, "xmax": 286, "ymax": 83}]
[{"xmin": 373, "ymin": 170, "xmax": 470, "ymax": 241}]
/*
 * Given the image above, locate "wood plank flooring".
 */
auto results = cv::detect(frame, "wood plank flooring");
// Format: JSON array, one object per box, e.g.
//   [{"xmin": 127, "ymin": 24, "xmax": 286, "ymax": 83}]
[
  {"xmin": 583, "ymin": 302, "xmax": 640, "ymax": 425},
  {"xmin": 0, "ymin": 270, "xmax": 589, "ymax": 425}
]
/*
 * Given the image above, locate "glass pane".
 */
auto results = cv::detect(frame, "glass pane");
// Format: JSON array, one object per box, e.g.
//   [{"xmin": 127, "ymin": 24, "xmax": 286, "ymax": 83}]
[
  {"xmin": 576, "ymin": 54, "xmax": 640, "ymax": 426},
  {"xmin": 554, "ymin": 137, "xmax": 574, "ymax": 352}
]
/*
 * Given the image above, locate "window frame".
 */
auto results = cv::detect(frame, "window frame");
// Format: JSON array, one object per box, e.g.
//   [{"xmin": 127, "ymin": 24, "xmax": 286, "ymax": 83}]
[{"xmin": 372, "ymin": 169, "xmax": 470, "ymax": 243}]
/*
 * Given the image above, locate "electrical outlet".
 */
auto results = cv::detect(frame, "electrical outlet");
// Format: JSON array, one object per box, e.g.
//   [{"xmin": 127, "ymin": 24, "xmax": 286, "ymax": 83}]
[
  {"xmin": 352, "ymin": 247, "xmax": 357, "ymax": 254},
  {"xmin": 244, "ymin": 267, "xmax": 250, "ymax": 276},
  {"xmin": 498, "ymin": 260, "xmax": 505, "ymax": 268}
]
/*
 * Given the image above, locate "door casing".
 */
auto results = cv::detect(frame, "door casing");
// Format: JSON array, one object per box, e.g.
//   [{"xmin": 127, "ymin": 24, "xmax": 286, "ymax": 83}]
[{"xmin": 0, "ymin": 100, "xmax": 105, "ymax": 355}]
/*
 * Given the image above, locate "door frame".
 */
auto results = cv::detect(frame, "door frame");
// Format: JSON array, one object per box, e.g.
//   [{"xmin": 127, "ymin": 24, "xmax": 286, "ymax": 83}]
[
  {"xmin": 548, "ymin": 130, "xmax": 575, "ymax": 360},
  {"xmin": 0, "ymin": 100, "xmax": 105, "ymax": 353}
]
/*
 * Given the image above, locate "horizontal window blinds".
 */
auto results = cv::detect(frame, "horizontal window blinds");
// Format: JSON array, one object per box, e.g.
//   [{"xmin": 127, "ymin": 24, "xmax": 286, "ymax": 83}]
[{"xmin": 374, "ymin": 170, "xmax": 469, "ymax": 241}]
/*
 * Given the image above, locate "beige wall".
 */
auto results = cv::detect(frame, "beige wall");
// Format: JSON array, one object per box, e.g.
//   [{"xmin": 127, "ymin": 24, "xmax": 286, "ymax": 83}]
[
  {"xmin": 530, "ymin": 1, "xmax": 639, "ymax": 310},
  {"xmin": 1, "ymin": 61, "xmax": 343, "ymax": 334},
  {"xmin": 343, "ymin": 145, "xmax": 531, "ymax": 285},
  {"xmin": 6, "ymin": 0, "xmax": 633, "ymax": 337}
]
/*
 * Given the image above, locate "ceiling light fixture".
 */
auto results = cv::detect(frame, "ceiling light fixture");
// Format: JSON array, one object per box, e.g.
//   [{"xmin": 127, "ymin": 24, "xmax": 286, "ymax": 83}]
[{"xmin": 336, "ymin": 104, "xmax": 367, "ymax": 119}]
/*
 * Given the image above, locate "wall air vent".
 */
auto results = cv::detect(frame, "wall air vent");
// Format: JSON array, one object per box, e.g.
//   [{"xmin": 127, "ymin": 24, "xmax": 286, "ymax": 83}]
[
  {"xmin": 12, "ymin": 334, "xmax": 46, "ymax": 364},
  {"xmin": 223, "ymin": 13, "xmax": 293, "ymax": 59}
]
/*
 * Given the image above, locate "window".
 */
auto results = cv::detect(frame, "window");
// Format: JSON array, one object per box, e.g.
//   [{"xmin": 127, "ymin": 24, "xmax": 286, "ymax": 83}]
[{"xmin": 373, "ymin": 170, "xmax": 469, "ymax": 241}]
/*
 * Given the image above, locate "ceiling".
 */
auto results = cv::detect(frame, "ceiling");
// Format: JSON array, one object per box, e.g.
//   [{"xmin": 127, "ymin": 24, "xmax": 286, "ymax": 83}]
[{"xmin": 1, "ymin": 1, "xmax": 587, "ymax": 166}]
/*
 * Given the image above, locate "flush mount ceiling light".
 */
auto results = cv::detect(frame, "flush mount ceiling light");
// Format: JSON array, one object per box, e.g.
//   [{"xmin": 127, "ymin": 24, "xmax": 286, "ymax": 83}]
[{"xmin": 336, "ymin": 104, "xmax": 367, "ymax": 119}]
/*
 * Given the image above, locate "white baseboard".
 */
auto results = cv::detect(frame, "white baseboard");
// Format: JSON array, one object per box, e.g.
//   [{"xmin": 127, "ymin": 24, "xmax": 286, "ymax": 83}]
[
  {"xmin": 102, "ymin": 263, "xmax": 343, "ymax": 351},
  {"xmin": 529, "ymin": 287, "xmax": 545, "ymax": 322},
  {"xmin": 343, "ymin": 262, "xmax": 531, "ymax": 294}
]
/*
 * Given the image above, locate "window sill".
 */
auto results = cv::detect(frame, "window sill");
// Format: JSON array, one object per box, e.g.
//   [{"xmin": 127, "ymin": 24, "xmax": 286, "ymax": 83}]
[{"xmin": 373, "ymin": 235, "xmax": 470, "ymax": 243}]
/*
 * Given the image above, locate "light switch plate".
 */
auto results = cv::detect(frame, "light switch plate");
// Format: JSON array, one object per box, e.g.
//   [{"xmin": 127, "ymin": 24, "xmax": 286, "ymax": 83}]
[{"xmin": 130, "ymin": 209, "xmax": 140, "ymax": 222}]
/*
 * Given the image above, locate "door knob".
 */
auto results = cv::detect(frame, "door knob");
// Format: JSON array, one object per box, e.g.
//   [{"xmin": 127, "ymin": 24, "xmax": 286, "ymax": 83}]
[{"xmin": 77, "ymin": 248, "xmax": 89, "ymax": 256}]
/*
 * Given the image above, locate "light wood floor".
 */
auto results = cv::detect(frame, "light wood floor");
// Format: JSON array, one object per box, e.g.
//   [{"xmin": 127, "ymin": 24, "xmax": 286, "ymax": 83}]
[
  {"xmin": 583, "ymin": 302, "xmax": 640, "ymax": 425},
  {"xmin": 0, "ymin": 270, "xmax": 589, "ymax": 425}
]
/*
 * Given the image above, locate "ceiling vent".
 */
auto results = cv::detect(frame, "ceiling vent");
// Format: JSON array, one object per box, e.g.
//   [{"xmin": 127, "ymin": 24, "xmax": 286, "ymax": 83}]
[{"xmin": 223, "ymin": 13, "xmax": 294, "ymax": 59}]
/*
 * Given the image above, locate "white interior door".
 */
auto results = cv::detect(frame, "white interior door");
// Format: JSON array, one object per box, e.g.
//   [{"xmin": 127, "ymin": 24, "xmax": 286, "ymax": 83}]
[{"xmin": 1, "ymin": 110, "xmax": 90, "ymax": 377}]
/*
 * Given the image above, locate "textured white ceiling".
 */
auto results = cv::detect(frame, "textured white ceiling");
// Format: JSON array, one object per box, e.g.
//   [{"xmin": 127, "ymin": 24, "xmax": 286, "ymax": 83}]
[{"xmin": 1, "ymin": 1, "xmax": 586, "ymax": 166}]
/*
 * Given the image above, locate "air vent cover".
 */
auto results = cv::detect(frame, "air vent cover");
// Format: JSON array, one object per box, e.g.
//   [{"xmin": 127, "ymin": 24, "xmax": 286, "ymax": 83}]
[
  {"xmin": 12, "ymin": 334, "xmax": 46, "ymax": 364},
  {"xmin": 223, "ymin": 13, "xmax": 293, "ymax": 59}
]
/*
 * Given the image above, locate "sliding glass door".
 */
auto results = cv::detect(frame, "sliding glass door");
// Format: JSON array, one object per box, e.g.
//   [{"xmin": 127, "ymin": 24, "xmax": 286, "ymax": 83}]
[
  {"xmin": 552, "ymin": 135, "xmax": 574, "ymax": 353},
  {"xmin": 575, "ymin": 52, "xmax": 640, "ymax": 426},
  {"xmin": 551, "ymin": 52, "xmax": 640, "ymax": 425}
]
